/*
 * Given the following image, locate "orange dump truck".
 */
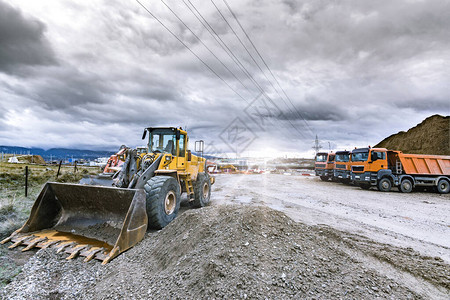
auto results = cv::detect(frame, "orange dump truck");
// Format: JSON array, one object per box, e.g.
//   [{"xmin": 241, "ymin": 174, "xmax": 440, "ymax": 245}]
[
  {"xmin": 351, "ymin": 147, "xmax": 450, "ymax": 193},
  {"xmin": 315, "ymin": 152, "xmax": 335, "ymax": 181}
]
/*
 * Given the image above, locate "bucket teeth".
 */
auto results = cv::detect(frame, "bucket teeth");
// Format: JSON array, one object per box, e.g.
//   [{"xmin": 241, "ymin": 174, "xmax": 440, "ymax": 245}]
[
  {"xmin": 84, "ymin": 248, "xmax": 104, "ymax": 262},
  {"xmin": 9, "ymin": 236, "xmax": 34, "ymax": 249},
  {"xmin": 56, "ymin": 242, "xmax": 75, "ymax": 254},
  {"xmin": 41, "ymin": 240, "xmax": 61, "ymax": 249},
  {"xmin": 101, "ymin": 246, "xmax": 120, "ymax": 265},
  {"xmin": 1, "ymin": 234, "xmax": 15, "ymax": 244},
  {"xmin": 22, "ymin": 237, "xmax": 48, "ymax": 252},
  {"xmin": 66, "ymin": 245, "xmax": 89, "ymax": 260}
]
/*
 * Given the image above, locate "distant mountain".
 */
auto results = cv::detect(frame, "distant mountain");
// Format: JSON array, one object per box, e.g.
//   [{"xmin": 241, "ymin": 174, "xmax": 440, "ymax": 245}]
[
  {"xmin": 374, "ymin": 114, "xmax": 450, "ymax": 155},
  {"xmin": 0, "ymin": 146, "xmax": 220, "ymax": 161},
  {"xmin": 0, "ymin": 146, "xmax": 114, "ymax": 161}
]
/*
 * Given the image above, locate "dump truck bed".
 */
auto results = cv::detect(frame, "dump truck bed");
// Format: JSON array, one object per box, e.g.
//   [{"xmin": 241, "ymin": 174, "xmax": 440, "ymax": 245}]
[{"xmin": 397, "ymin": 153, "xmax": 450, "ymax": 176}]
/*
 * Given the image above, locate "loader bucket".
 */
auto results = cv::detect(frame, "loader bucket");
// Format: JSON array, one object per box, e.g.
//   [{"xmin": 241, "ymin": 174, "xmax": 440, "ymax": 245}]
[{"xmin": 1, "ymin": 182, "xmax": 147, "ymax": 264}]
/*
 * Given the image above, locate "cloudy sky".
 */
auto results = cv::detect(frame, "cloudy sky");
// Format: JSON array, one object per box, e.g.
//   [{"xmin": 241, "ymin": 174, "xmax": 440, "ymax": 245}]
[{"xmin": 1, "ymin": 0, "xmax": 449, "ymax": 158}]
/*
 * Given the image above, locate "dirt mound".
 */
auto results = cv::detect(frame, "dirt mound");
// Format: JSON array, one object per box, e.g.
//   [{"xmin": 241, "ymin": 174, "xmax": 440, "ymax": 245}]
[
  {"xmin": 16, "ymin": 155, "xmax": 46, "ymax": 165},
  {"xmin": 3, "ymin": 205, "xmax": 447, "ymax": 299},
  {"xmin": 375, "ymin": 114, "xmax": 449, "ymax": 155}
]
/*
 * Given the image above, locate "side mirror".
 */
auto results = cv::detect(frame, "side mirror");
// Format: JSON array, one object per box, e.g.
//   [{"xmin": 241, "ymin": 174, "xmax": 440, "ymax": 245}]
[
  {"xmin": 371, "ymin": 152, "xmax": 378, "ymax": 162},
  {"xmin": 142, "ymin": 129, "xmax": 147, "ymax": 140},
  {"xmin": 195, "ymin": 140, "xmax": 204, "ymax": 153},
  {"xmin": 187, "ymin": 150, "xmax": 192, "ymax": 161},
  {"xmin": 175, "ymin": 129, "xmax": 180, "ymax": 140}
]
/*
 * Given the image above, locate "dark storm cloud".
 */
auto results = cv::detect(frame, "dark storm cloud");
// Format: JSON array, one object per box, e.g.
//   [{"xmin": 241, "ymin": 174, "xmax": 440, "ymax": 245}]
[
  {"xmin": 0, "ymin": 1, "xmax": 56, "ymax": 73},
  {"xmin": 270, "ymin": 0, "xmax": 450, "ymax": 68},
  {"xmin": 0, "ymin": 0, "xmax": 449, "ymax": 154},
  {"xmin": 275, "ymin": 95, "xmax": 349, "ymax": 122}
]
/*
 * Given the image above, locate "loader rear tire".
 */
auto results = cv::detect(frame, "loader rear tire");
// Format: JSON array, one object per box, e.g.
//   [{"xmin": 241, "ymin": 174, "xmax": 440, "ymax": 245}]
[
  {"xmin": 144, "ymin": 176, "xmax": 181, "ymax": 229},
  {"xmin": 193, "ymin": 172, "xmax": 211, "ymax": 208}
]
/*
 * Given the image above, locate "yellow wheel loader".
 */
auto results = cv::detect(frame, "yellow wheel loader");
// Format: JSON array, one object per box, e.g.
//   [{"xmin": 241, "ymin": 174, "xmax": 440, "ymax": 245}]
[{"xmin": 1, "ymin": 127, "xmax": 214, "ymax": 264}]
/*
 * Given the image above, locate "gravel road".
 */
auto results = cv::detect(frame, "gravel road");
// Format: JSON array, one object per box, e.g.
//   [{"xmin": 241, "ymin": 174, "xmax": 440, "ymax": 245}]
[
  {"xmin": 212, "ymin": 174, "xmax": 450, "ymax": 263},
  {"xmin": 1, "ymin": 173, "xmax": 449, "ymax": 299}
]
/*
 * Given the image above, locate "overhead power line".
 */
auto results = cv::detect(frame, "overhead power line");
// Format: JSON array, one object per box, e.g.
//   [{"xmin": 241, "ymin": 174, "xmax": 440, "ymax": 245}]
[
  {"xmin": 183, "ymin": 0, "xmax": 271, "ymax": 97},
  {"xmin": 180, "ymin": 0, "xmax": 312, "ymax": 140},
  {"xmin": 222, "ymin": 0, "xmax": 314, "ymax": 137},
  {"xmin": 136, "ymin": 0, "xmax": 308, "ymax": 141},
  {"xmin": 135, "ymin": 0, "xmax": 247, "ymax": 103},
  {"xmin": 160, "ymin": 0, "xmax": 253, "ymax": 95},
  {"xmin": 210, "ymin": 0, "xmax": 308, "ymax": 138}
]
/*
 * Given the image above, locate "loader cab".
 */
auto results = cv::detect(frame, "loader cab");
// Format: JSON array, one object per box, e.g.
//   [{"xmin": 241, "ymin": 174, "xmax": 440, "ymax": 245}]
[
  {"xmin": 145, "ymin": 127, "xmax": 189, "ymax": 169},
  {"xmin": 145, "ymin": 127, "xmax": 186, "ymax": 155}
]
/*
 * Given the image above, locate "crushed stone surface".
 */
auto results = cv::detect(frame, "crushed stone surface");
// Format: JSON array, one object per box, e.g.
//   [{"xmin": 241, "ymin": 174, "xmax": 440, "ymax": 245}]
[{"xmin": 2, "ymin": 205, "xmax": 449, "ymax": 299}]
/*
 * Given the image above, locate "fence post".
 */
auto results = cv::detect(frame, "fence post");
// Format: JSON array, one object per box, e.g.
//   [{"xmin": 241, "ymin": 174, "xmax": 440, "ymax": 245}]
[
  {"xmin": 25, "ymin": 166, "xmax": 28, "ymax": 197},
  {"xmin": 57, "ymin": 160, "xmax": 62, "ymax": 178}
]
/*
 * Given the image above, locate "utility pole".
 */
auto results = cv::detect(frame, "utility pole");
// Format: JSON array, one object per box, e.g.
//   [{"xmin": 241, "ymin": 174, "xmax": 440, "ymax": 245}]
[{"xmin": 312, "ymin": 135, "xmax": 322, "ymax": 155}]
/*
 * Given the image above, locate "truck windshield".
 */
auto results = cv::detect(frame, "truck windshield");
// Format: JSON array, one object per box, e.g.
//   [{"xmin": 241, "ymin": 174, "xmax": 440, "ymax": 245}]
[
  {"xmin": 335, "ymin": 154, "xmax": 349, "ymax": 162},
  {"xmin": 149, "ymin": 130, "xmax": 176, "ymax": 155},
  {"xmin": 316, "ymin": 154, "xmax": 327, "ymax": 162},
  {"xmin": 352, "ymin": 152, "xmax": 369, "ymax": 162}
]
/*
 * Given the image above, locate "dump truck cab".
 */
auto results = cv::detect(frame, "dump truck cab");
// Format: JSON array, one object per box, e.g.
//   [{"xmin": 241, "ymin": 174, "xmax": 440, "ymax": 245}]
[
  {"xmin": 315, "ymin": 152, "xmax": 335, "ymax": 181},
  {"xmin": 334, "ymin": 150, "xmax": 351, "ymax": 183},
  {"xmin": 350, "ymin": 147, "xmax": 388, "ymax": 189}
]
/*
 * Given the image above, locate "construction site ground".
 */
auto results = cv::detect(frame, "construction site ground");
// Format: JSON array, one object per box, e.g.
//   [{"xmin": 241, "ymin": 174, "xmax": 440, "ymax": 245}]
[{"xmin": 1, "ymin": 173, "xmax": 449, "ymax": 299}]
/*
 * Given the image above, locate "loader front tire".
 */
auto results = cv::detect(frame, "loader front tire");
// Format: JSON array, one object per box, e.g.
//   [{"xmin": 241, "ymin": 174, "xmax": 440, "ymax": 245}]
[
  {"xmin": 144, "ymin": 176, "xmax": 181, "ymax": 229},
  {"xmin": 193, "ymin": 172, "xmax": 211, "ymax": 208}
]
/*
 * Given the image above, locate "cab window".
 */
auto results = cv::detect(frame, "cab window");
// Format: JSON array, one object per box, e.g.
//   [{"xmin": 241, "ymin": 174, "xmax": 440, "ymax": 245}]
[
  {"xmin": 372, "ymin": 151, "xmax": 386, "ymax": 160},
  {"xmin": 178, "ymin": 135, "xmax": 186, "ymax": 157},
  {"xmin": 316, "ymin": 154, "xmax": 327, "ymax": 162}
]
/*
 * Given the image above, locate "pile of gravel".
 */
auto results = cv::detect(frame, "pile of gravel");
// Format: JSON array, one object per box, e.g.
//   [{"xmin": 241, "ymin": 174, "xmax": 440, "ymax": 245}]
[{"xmin": 2, "ymin": 205, "xmax": 445, "ymax": 299}]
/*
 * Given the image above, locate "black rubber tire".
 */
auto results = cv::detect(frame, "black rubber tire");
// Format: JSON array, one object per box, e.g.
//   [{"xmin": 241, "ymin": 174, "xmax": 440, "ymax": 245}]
[
  {"xmin": 437, "ymin": 179, "xmax": 450, "ymax": 194},
  {"xmin": 399, "ymin": 178, "xmax": 413, "ymax": 193},
  {"xmin": 193, "ymin": 172, "xmax": 211, "ymax": 208},
  {"xmin": 378, "ymin": 178, "xmax": 392, "ymax": 192},
  {"xmin": 144, "ymin": 176, "xmax": 181, "ymax": 229},
  {"xmin": 320, "ymin": 176, "xmax": 329, "ymax": 181},
  {"xmin": 359, "ymin": 183, "xmax": 371, "ymax": 190}
]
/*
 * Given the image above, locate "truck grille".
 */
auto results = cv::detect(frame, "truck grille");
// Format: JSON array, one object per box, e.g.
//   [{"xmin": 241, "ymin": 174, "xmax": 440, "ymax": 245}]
[
  {"xmin": 352, "ymin": 166, "xmax": 364, "ymax": 172},
  {"xmin": 336, "ymin": 164, "xmax": 346, "ymax": 169}
]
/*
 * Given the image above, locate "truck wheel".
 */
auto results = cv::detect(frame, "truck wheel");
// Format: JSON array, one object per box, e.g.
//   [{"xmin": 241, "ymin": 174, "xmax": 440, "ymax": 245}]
[
  {"xmin": 193, "ymin": 172, "xmax": 211, "ymax": 208},
  {"xmin": 359, "ymin": 183, "xmax": 371, "ymax": 190},
  {"xmin": 144, "ymin": 176, "xmax": 181, "ymax": 229},
  {"xmin": 320, "ymin": 176, "xmax": 329, "ymax": 181},
  {"xmin": 399, "ymin": 179, "xmax": 413, "ymax": 193},
  {"xmin": 437, "ymin": 179, "xmax": 450, "ymax": 194},
  {"xmin": 378, "ymin": 178, "xmax": 392, "ymax": 192}
]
